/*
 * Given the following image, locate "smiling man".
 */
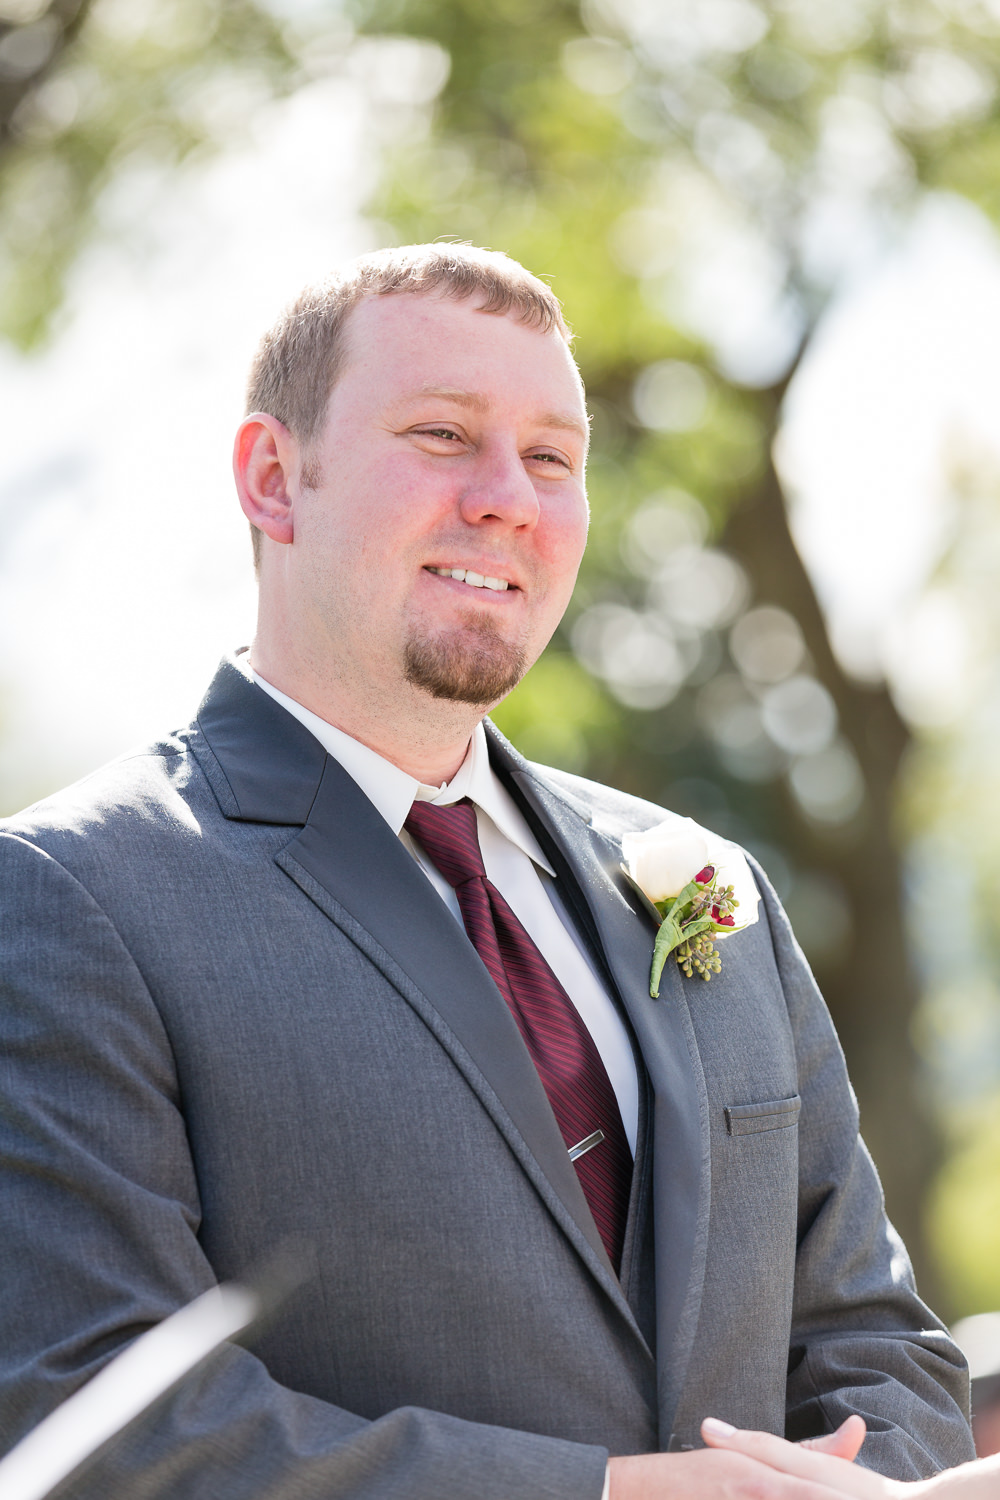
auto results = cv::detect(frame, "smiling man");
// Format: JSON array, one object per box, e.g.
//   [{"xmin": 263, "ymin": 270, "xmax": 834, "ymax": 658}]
[
  {"xmin": 239, "ymin": 285, "xmax": 590, "ymax": 786},
  {"xmin": 0, "ymin": 245, "xmax": 975, "ymax": 1500}
]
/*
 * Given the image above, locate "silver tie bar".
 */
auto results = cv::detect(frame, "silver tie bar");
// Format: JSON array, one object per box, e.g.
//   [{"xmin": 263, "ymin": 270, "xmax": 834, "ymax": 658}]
[{"xmin": 568, "ymin": 1129, "xmax": 605, "ymax": 1163}]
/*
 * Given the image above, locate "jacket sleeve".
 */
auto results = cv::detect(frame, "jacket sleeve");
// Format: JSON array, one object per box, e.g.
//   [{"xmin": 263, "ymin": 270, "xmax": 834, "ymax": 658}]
[
  {"xmin": 0, "ymin": 831, "xmax": 608, "ymax": 1500},
  {"xmin": 750, "ymin": 860, "xmax": 976, "ymax": 1477}
]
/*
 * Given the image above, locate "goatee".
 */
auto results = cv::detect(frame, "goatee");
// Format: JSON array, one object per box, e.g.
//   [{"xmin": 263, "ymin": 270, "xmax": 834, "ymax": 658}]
[{"xmin": 404, "ymin": 621, "xmax": 526, "ymax": 706}]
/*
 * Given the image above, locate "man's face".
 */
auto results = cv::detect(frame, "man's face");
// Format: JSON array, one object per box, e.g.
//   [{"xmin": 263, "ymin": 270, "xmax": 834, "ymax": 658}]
[{"xmin": 285, "ymin": 292, "xmax": 590, "ymax": 709}]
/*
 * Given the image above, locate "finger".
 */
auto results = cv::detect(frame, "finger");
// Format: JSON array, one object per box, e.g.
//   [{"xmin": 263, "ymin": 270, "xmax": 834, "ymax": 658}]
[
  {"xmin": 803, "ymin": 1417, "xmax": 867, "ymax": 1462},
  {"xmin": 700, "ymin": 1420, "xmax": 887, "ymax": 1499}
]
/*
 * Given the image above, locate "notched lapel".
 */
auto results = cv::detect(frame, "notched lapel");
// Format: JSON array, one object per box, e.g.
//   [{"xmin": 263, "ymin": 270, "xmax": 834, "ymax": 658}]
[
  {"xmin": 193, "ymin": 656, "xmax": 327, "ymax": 824},
  {"xmin": 504, "ymin": 752, "xmax": 713, "ymax": 1434}
]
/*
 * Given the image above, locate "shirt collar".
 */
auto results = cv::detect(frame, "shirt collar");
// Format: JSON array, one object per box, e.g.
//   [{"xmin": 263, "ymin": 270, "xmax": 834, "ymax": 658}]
[{"xmin": 250, "ymin": 670, "xmax": 555, "ymax": 876}]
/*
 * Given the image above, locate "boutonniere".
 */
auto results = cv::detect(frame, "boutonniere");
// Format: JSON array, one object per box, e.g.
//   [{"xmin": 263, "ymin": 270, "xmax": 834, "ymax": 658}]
[{"xmin": 621, "ymin": 817, "xmax": 760, "ymax": 997}]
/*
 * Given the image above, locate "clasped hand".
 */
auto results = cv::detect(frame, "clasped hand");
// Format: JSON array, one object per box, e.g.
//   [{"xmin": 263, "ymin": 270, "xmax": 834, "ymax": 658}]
[{"xmin": 607, "ymin": 1414, "xmax": 998, "ymax": 1500}]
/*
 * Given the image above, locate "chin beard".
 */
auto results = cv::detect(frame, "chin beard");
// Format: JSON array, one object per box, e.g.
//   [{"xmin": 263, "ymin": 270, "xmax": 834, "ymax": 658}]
[{"xmin": 404, "ymin": 622, "xmax": 527, "ymax": 706}]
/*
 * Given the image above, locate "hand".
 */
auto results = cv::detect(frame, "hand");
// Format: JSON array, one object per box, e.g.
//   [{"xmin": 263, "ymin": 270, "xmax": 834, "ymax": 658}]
[
  {"xmin": 607, "ymin": 1439, "xmax": 870, "ymax": 1500},
  {"xmin": 698, "ymin": 1417, "xmax": 898, "ymax": 1500},
  {"xmin": 699, "ymin": 1417, "xmax": 1000, "ymax": 1500}
]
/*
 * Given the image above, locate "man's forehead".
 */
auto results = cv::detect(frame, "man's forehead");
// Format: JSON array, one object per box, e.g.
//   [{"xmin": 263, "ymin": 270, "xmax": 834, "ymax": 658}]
[{"xmin": 337, "ymin": 291, "xmax": 585, "ymax": 406}]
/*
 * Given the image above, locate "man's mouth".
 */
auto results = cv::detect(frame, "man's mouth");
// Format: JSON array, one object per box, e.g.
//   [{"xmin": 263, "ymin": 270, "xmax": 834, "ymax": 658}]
[{"xmin": 426, "ymin": 566, "xmax": 512, "ymax": 592}]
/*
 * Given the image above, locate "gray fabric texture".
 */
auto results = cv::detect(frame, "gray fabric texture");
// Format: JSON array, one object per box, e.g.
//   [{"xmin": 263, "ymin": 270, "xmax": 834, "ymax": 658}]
[{"xmin": 0, "ymin": 656, "xmax": 975, "ymax": 1497}]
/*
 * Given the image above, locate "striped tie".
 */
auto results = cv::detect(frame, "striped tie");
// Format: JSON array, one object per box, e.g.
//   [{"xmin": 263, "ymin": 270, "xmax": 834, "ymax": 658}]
[{"xmin": 405, "ymin": 797, "xmax": 631, "ymax": 1272}]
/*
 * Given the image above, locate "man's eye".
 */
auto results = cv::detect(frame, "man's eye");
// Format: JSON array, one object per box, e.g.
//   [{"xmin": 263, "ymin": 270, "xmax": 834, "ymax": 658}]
[
  {"xmin": 528, "ymin": 450, "xmax": 570, "ymax": 468},
  {"xmin": 420, "ymin": 427, "xmax": 462, "ymax": 442}
]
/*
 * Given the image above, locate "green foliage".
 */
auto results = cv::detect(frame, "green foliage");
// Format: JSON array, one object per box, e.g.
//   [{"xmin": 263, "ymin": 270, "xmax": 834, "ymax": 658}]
[
  {"xmin": 490, "ymin": 651, "xmax": 615, "ymax": 772},
  {"xmin": 929, "ymin": 1098, "xmax": 1000, "ymax": 1314}
]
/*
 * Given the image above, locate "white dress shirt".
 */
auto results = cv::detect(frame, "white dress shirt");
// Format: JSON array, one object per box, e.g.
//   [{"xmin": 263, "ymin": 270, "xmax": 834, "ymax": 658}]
[{"xmin": 251, "ymin": 672, "xmax": 639, "ymax": 1154}]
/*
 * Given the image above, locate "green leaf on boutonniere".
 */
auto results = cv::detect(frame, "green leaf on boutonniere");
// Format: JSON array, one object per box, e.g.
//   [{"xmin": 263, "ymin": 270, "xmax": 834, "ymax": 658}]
[
  {"xmin": 647, "ymin": 870, "xmax": 737, "ymax": 996},
  {"xmin": 650, "ymin": 908, "xmax": 715, "ymax": 997}
]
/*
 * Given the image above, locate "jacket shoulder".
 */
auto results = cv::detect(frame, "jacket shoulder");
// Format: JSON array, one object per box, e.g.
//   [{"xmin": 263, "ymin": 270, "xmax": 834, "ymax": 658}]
[
  {"xmin": 0, "ymin": 726, "xmax": 206, "ymax": 858},
  {"xmin": 519, "ymin": 760, "xmax": 674, "ymax": 839}
]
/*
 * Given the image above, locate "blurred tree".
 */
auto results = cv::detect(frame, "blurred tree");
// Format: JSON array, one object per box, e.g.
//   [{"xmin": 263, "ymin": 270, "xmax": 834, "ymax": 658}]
[
  {"xmin": 0, "ymin": 0, "xmax": 91, "ymax": 144},
  {"xmin": 903, "ymin": 456, "xmax": 1000, "ymax": 1313},
  {"xmin": 351, "ymin": 0, "xmax": 1000, "ymax": 1300},
  {"xmin": 930, "ymin": 1097, "xmax": 1000, "ymax": 1314},
  {"xmin": 0, "ymin": 0, "xmax": 311, "ymax": 346}
]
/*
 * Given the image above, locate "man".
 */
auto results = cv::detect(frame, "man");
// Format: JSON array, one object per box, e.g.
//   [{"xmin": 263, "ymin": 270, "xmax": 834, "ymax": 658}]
[{"xmin": 0, "ymin": 244, "xmax": 975, "ymax": 1499}]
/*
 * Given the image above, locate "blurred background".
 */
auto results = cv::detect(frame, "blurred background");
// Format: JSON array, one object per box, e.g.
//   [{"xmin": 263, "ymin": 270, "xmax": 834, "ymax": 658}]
[{"xmin": 3, "ymin": 0, "xmax": 1000, "ymax": 1324}]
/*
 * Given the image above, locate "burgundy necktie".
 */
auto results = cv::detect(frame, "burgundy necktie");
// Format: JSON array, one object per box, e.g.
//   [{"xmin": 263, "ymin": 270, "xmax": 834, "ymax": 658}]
[{"xmin": 405, "ymin": 797, "xmax": 631, "ymax": 1271}]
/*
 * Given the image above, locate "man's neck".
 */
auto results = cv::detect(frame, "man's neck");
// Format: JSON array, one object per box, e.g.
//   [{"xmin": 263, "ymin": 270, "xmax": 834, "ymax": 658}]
[{"xmin": 248, "ymin": 651, "xmax": 486, "ymax": 787}]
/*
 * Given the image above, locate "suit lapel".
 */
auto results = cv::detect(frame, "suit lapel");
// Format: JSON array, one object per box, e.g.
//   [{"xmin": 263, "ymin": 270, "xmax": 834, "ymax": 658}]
[
  {"xmin": 494, "ymin": 729, "xmax": 712, "ymax": 1433},
  {"xmin": 193, "ymin": 660, "xmax": 640, "ymax": 1323},
  {"xmin": 280, "ymin": 751, "xmax": 620, "ymax": 1277}
]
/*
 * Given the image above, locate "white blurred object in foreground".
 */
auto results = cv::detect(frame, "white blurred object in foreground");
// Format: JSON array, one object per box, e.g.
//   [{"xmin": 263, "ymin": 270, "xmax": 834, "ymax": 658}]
[{"xmin": 0, "ymin": 1283, "xmax": 259, "ymax": 1500}]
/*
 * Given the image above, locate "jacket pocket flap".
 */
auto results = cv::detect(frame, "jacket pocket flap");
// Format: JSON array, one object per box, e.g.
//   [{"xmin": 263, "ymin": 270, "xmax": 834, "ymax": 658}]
[{"xmin": 724, "ymin": 1095, "xmax": 801, "ymax": 1136}]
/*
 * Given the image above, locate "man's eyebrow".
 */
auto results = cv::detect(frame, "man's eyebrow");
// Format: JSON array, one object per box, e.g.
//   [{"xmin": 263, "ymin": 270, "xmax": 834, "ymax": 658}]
[{"xmin": 407, "ymin": 386, "xmax": 590, "ymax": 439}]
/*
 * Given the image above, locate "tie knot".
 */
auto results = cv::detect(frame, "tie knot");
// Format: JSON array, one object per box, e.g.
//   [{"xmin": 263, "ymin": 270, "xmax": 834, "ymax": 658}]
[{"xmin": 404, "ymin": 798, "xmax": 486, "ymax": 890}]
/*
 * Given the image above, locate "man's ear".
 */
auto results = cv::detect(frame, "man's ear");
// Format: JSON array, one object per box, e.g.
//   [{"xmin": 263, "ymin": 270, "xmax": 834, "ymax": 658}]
[{"xmin": 233, "ymin": 412, "xmax": 299, "ymax": 546}]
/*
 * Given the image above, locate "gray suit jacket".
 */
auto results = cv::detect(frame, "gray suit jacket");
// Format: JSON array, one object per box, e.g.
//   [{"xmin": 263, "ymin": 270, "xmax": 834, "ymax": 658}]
[{"xmin": 0, "ymin": 658, "xmax": 974, "ymax": 1498}]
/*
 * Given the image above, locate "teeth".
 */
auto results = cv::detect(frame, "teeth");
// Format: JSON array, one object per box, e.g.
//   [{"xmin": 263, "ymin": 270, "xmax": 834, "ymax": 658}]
[{"xmin": 429, "ymin": 567, "xmax": 509, "ymax": 591}]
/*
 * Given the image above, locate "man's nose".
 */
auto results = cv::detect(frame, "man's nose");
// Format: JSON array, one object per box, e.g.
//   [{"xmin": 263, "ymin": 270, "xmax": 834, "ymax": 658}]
[{"xmin": 457, "ymin": 447, "xmax": 541, "ymax": 530}]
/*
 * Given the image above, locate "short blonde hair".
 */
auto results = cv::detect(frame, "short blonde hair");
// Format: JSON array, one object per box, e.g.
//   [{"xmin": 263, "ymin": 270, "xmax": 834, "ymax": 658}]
[{"xmin": 245, "ymin": 243, "xmax": 573, "ymax": 568}]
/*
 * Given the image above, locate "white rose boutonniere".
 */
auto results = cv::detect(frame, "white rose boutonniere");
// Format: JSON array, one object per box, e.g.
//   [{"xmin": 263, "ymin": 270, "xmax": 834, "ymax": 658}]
[{"xmin": 621, "ymin": 816, "xmax": 760, "ymax": 997}]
